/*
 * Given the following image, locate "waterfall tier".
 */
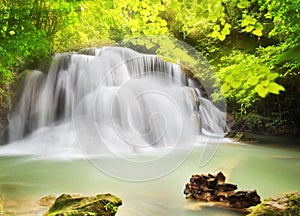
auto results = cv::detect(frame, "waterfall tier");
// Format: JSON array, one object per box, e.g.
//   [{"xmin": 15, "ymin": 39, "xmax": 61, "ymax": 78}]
[{"xmin": 7, "ymin": 46, "xmax": 226, "ymax": 154}]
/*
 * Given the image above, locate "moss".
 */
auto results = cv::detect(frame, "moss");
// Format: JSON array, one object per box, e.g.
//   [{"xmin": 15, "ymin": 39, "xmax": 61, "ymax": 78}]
[
  {"xmin": 43, "ymin": 193, "xmax": 122, "ymax": 216},
  {"xmin": 248, "ymin": 192, "xmax": 300, "ymax": 216}
]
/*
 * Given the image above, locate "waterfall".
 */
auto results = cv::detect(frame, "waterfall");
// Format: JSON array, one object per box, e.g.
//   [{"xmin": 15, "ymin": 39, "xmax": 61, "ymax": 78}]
[{"xmin": 5, "ymin": 46, "xmax": 226, "ymax": 155}]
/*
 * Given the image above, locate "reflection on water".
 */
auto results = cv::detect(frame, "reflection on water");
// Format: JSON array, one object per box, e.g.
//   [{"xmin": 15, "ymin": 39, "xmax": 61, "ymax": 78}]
[{"xmin": 0, "ymin": 140, "xmax": 299, "ymax": 216}]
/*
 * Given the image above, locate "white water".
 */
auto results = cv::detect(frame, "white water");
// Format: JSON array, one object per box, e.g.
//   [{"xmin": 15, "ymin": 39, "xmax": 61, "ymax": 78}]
[
  {"xmin": 0, "ymin": 46, "xmax": 299, "ymax": 216},
  {"xmin": 3, "ymin": 47, "xmax": 226, "ymax": 157}
]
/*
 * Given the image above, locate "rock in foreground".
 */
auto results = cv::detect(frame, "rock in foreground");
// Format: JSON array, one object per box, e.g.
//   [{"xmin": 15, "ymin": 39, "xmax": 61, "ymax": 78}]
[
  {"xmin": 248, "ymin": 192, "xmax": 300, "ymax": 216},
  {"xmin": 184, "ymin": 172, "xmax": 261, "ymax": 209},
  {"xmin": 43, "ymin": 193, "xmax": 122, "ymax": 216}
]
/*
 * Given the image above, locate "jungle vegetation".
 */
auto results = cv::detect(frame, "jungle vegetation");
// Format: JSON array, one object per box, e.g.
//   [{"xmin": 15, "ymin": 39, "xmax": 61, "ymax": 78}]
[{"xmin": 0, "ymin": 0, "xmax": 299, "ymax": 134}]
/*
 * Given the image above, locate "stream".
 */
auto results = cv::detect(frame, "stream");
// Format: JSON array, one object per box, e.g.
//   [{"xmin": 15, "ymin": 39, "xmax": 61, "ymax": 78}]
[
  {"xmin": 0, "ymin": 136, "xmax": 299, "ymax": 215},
  {"xmin": 0, "ymin": 46, "xmax": 299, "ymax": 215}
]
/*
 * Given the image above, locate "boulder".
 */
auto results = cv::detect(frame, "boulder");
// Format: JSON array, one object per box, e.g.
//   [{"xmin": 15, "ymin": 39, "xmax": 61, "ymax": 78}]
[
  {"xmin": 248, "ymin": 192, "xmax": 300, "ymax": 216},
  {"xmin": 229, "ymin": 190, "xmax": 261, "ymax": 208},
  {"xmin": 184, "ymin": 172, "xmax": 261, "ymax": 209},
  {"xmin": 43, "ymin": 193, "xmax": 122, "ymax": 216}
]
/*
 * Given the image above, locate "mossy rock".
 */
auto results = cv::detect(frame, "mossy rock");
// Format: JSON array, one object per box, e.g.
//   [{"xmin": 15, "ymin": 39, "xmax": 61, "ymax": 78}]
[
  {"xmin": 43, "ymin": 193, "xmax": 122, "ymax": 216},
  {"xmin": 248, "ymin": 192, "xmax": 300, "ymax": 216},
  {"xmin": 225, "ymin": 131, "xmax": 257, "ymax": 143}
]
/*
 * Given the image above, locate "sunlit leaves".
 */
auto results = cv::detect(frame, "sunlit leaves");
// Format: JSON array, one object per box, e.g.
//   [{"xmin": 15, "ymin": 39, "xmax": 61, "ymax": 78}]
[
  {"xmin": 211, "ymin": 23, "xmax": 231, "ymax": 41},
  {"xmin": 252, "ymin": 22, "xmax": 263, "ymax": 36},
  {"xmin": 110, "ymin": 0, "xmax": 168, "ymax": 38},
  {"xmin": 259, "ymin": 0, "xmax": 300, "ymax": 42},
  {"xmin": 237, "ymin": 0, "xmax": 250, "ymax": 9},
  {"xmin": 241, "ymin": 15, "xmax": 263, "ymax": 37},
  {"xmin": 241, "ymin": 15, "xmax": 256, "ymax": 27},
  {"xmin": 216, "ymin": 50, "xmax": 285, "ymax": 110},
  {"xmin": 255, "ymin": 81, "xmax": 285, "ymax": 97},
  {"xmin": 254, "ymin": 84, "xmax": 269, "ymax": 97}
]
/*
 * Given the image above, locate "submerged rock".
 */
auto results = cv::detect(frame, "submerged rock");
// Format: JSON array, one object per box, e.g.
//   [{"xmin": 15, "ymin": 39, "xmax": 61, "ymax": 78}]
[
  {"xmin": 248, "ymin": 192, "xmax": 300, "ymax": 216},
  {"xmin": 38, "ymin": 194, "xmax": 57, "ymax": 207},
  {"xmin": 184, "ymin": 172, "xmax": 261, "ymax": 209},
  {"xmin": 43, "ymin": 193, "xmax": 122, "ymax": 216}
]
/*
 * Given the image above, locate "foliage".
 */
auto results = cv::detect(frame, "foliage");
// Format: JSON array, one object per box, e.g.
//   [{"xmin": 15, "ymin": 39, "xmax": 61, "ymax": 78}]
[
  {"xmin": 231, "ymin": 111, "xmax": 291, "ymax": 134},
  {"xmin": 0, "ymin": 0, "xmax": 299, "ymax": 132},
  {"xmin": 0, "ymin": 0, "xmax": 75, "ymax": 117},
  {"xmin": 258, "ymin": 0, "xmax": 300, "ymax": 42},
  {"xmin": 215, "ymin": 50, "xmax": 285, "ymax": 111}
]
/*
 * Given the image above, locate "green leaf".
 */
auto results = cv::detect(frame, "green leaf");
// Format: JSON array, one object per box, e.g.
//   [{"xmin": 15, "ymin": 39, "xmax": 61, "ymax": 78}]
[
  {"xmin": 255, "ymin": 22, "xmax": 264, "ymax": 31},
  {"xmin": 246, "ymin": 77, "xmax": 259, "ymax": 85},
  {"xmin": 255, "ymin": 84, "xmax": 268, "ymax": 97},
  {"xmin": 213, "ymin": 25, "xmax": 221, "ymax": 31},
  {"xmin": 241, "ymin": 19, "xmax": 249, "ymax": 27},
  {"xmin": 218, "ymin": 34, "xmax": 226, "ymax": 41},
  {"xmin": 231, "ymin": 80, "xmax": 241, "ymax": 88},
  {"xmin": 221, "ymin": 83, "xmax": 231, "ymax": 93},
  {"xmin": 267, "ymin": 73, "xmax": 279, "ymax": 80},
  {"xmin": 221, "ymin": 23, "xmax": 231, "ymax": 35},
  {"xmin": 245, "ymin": 25, "xmax": 255, "ymax": 32},
  {"xmin": 268, "ymin": 82, "xmax": 285, "ymax": 94},
  {"xmin": 261, "ymin": 80, "xmax": 270, "ymax": 86},
  {"xmin": 242, "ymin": 16, "xmax": 257, "ymax": 27},
  {"xmin": 225, "ymin": 75, "xmax": 235, "ymax": 83},
  {"xmin": 252, "ymin": 29, "xmax": 262, "ymax": 36},
  {"xmin": 211, "ymin": 30, "xmax": 220, "ymax": 38},
  {"xmin": 237, "ymin": 0, "xmax": 250, "ymax": 9}
]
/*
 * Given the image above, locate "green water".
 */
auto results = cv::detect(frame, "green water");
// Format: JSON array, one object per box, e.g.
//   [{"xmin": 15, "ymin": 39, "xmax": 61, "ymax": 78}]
[{"xmin": 0, "ymin": 140, "xmax": 299, "ymax": 215}]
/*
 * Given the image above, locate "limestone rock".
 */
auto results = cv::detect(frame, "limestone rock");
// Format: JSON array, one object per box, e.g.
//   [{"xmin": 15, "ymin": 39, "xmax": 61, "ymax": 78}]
[
  {"xmin": 248, "ymin": 192, "xmax": 300, "ymax": 216},
  {"xmin": 43, "ymin": 193, "xmax": 122, "ymax": 216}
]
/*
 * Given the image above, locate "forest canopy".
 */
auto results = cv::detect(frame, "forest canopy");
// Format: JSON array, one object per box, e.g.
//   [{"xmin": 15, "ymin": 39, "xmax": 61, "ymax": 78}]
[{"xmin": 0, "ymin": 0, "xmax": 299, "ymax": 134}]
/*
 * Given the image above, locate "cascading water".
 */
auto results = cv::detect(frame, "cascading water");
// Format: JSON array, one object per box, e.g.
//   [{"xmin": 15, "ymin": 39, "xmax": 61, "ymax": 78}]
[
  {"xmin": 3, "ymin": 46, "xmax": 226, "ymax": 156},
  {"xmin": 2, "ymin": 46, "xmax": 299, "ymax": 216}
]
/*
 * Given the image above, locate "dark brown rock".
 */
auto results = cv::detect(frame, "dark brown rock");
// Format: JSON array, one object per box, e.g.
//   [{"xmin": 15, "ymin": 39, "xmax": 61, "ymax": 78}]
[
  {"xmin": 228, "ymin": 190, "xmax": 261, "ymax": 208},
  {"xmin": 184, "ymin": 172, "xmax": 261, "ymax": 210},
  {"xmin": 216, "ymin": 183, "xmax": 238, "ymax": 192}
]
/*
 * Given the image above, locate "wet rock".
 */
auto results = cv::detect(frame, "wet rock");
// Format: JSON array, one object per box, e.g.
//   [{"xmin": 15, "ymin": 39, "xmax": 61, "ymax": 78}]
[
  {"xmin": 184, "ymin": 172, "xmax": 261, "ymax": 209},
  {"xmin": 248, "ymin": 192, "xmax": 300, "ymax": 216},
  {"xmin": 38, "ymin": 194, "xmax": 57, "ymax": 207},
  {"xmin": 229, "ymin": 190, "xmax": 261, "ymax": 208},
  {"xmin": 225, "ymin": 130, "xmax": 257, "ymax": 143},
  {"xmin": 216, "ymin": 183, "xmax": 238, "ymax": 192},
  {"xmin": 43, "ymin": 193, "xmax": 122, "ymax": 216}
]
